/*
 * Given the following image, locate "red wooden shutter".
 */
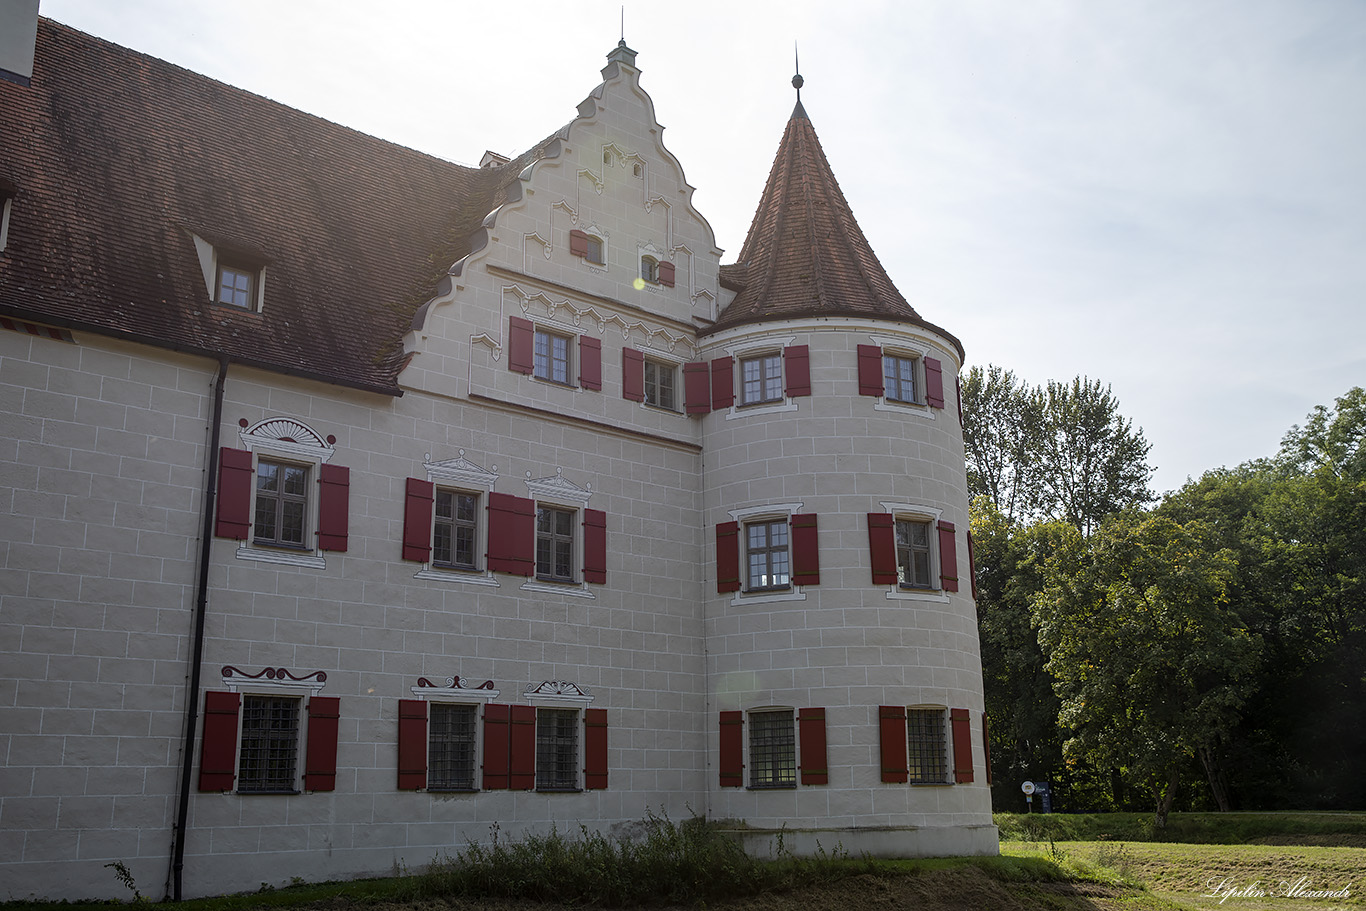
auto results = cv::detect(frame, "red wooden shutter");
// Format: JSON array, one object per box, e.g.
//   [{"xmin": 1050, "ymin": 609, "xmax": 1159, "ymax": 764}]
[
  {"xmin": 683, "ymin": 362, "xmax": 711, "ymax": 414},
  {"xmin": 879, "ymin": 705, "xmax": 908, "ymax": 783},
  {"xmin": 579, "ymin": 335, "xmax": 602, "ymax": 391},
  {"xmin": 487, "ymin": 493, "xmax": 534, "ymax": 576},
  {"xmin": 867, "ymin": 513, "xmax": 898, "ymax": 585},
  {"xmin": 982, "ymin": 713, "xmax": 993, "ymax": 786},
  {"xmin": 711, "ymin": 356, "xmax": 734, "ymax": 410},
  {"xmin": 798, "ymin": 707, "xmax": 828, "ymax": 785},
  {"xmin": 199, "ymin": 691, "xmax": 240, "ymax": 791},
  {"xmin": 402, "ymin": 478, "xmax": 435, "ymax": 562},
  {"xmin": 215, "ymin": 448, "xmax": 253, "ymax": 539},
  {"xmin": 508, "ymin": 316, "xmax": 534, "ymax": 375},
  {"xmin": 951, "ymin": 708, "xmax": 974, "ymax": 783},
  {"xmin": 938, "ymin": 520, "xmax": 959, "ymax": 592},
  {"xmin": 509, "ymin": 705, "xmax": 537, "ymax": 790},
  {"xmin": 790, "ymin": 513, "xmax": 820, "ymax": 587},
  {"xmin": 719, "ymin": 710, "xmax": 743, "ymax": 787},
  {"xmin": 584, "ymin": 708, "xmax": 608, "ymax": 790},
  {"xmin": 924, "ymin": 356, "xmax": 945, "ymax": 409},
  {"xmin": 397, "ymin": 699, "xmax": 428, "ymax": 790},
  {"xmin": 783, "ymin": 345, "xmax": 811, "ymax": 397},
  {"xmin": 569, "ymin": 229, "xmax": 589, "ymax": 258},
  {"xmin": 622, "ymin": 348, "xmax": 645, "ymax": 402},
  {"xmin": 966, "ymin": 530, "xmax": 978, "ymax": 600},
  {"xmin": 583, "ymin": 508, "xmax": 607, "ymax": 584},
  {"xmin": 304, "ymin": 696, "xmax": 340, "ymax": 791},
  {"xmin": 716, "ymin": 521, "xmax": 740, "ymax": 593},
  {"xmin": 857, "ymin": 345, "xmax": 883, "ymax": 396},
  {"xmin": 482, "ymin": 704, "xmax": 510, "ymax": 790},
  {"xmin": 658, "ymin": 261, "xmax": 675, "ymax": 287},
  {"xmin": 317, "ymin": 464, "xmax": 349, "ymax": 552}
]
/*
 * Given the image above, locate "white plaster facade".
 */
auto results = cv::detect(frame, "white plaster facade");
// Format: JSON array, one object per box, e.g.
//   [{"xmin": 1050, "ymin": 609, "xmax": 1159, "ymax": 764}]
[{"xmin": 0, "ymin": 37, "xmax": 994, "ymax": 903}]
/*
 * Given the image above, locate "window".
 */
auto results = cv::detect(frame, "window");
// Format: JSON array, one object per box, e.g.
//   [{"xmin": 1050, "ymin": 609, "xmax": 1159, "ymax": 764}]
[
  {"xmin": 536, "ymin": 506, "xmax": 575, "ymax": 582},
  {"xmin": 216, "ymin": 263, "xmax": 255, "ymax": 308},
  {"xmin": 746, "ymin": 520, "xmax": 790, "ymax": 591},
  {"xmin": 749, "ymin": 710, "xmax": 796, "ymax": 789},
  {"xmin": 428, "ymin": 703, "xmax": 478, "ymax": 790},
  {"xmin": 883, "ymin": 353, "xmax": 918, "ymax": 403},
  {"xmin": 585, "ymin": 235, "xmax": 604, "ymax": 265},
  {"xmin": 433, "ymin": 490, "xmax": 479, "ymax": 570},
  {"xmin": 534, "ymin": 328, "xmax": 572, "ymax": 385},
  {"xmin": 238, "ymin": 695, "xmax": 301, "ymax": 793},
  {"xmin": 740, "ymin": 353, "xmax": 783, "ymax": 405},
  {"xmin": 254, "ymin": 459, "xmax": 309, "ymax": 548},
  {"xmin": 907, "ymin": 708, "xmax": 948, "ymax": 784},
  {"xmin": 640, "ymin": 255, "xmax": 659, "ymax": 284},
  {"xmin": 569, "ymin": 230, "xmax": 606, "ymax": 265},
  {"xmin": 896, "ymin": 518, "xmax": 932, "ymax": 588},
  {"xmin": 644, "ymin": 359, "xmax": 676, "ymax": 410},
  {"xmin": 536, "ymin": 708, "xmax": 578, "ymax": 790}
]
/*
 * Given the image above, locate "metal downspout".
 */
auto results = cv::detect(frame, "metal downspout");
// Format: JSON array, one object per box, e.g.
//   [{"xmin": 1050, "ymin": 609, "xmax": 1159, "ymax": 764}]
[{"xmin": 168, "ymin": 357, "xmax": 228, "ymax": 901}]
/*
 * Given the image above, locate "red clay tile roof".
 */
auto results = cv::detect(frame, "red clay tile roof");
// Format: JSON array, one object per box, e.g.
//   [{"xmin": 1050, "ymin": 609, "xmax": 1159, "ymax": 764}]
[
  {"xmin": 708, "ymin": 101, "xmax": 963, "ymax": 359},
  {"xmin": 0, "ymin": 19, "xmax": 532, "ymax": 395}
]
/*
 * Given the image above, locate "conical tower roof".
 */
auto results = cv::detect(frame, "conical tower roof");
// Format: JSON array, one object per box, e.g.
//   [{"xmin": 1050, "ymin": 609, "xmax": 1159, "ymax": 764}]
[{"xmin": 710, "ymin": 92, "xmax": 962, "ymax": 358}]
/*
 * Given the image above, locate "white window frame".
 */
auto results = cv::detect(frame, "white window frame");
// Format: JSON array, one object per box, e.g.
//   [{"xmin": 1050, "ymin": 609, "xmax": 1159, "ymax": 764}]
[
  {"xmin": 520, "ymin": 471, "xmax": 595, "ymax": 600},
  {"xmin": 746, "ymin": 707, "xmax": 797, "ymax": 790},
  {"xmin": 0, "ymin": 195, "xmax": 13, "ymax": 252},
  {"xmin": 524, "ymin": 681, "xmax": 595, "ymax": 793},
  {"xmin": 191, "ymin": 232, "xmax": 266, "ymax": 312},
  {"xmin": 722, "ymin": 336, "xmax": 799, "ymax": 420},
  {"xmin": 644, "ymin": 357, "xmax": 679, "ymax": 411},
  {"xmin": 878, "ymin": 500, "xmax": 949, "ymax": 603},
  {"xmin": 533, "ymin": 326, "xmax": 574, "ymax": 386},
  {"xmin": 234, "ymin": 419, "xmax": 335, "ymax": 569},
  {"xmin": 220, "ymin": 667, "xmax": 328, "ymax": 795},
  {"xmin": 867, "ymin": 334, "xmax": 936, "ymax": 419},
  {"xmin": 408, "ymin": 678, "xmax": 501, "ymax": 792},
  {"xmin": 414, "ymin": 452, "xmax": 500, "ymax": 588},
  {"xmin": 726, "ymin": 502, "xmax": 807, "ymax": 606}
]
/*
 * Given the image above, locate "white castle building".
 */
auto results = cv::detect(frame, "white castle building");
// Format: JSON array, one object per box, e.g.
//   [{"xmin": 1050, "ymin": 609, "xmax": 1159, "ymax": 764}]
[{"xmin": 0, "ymin": 6, "xmax": 995, "ymax": 901}]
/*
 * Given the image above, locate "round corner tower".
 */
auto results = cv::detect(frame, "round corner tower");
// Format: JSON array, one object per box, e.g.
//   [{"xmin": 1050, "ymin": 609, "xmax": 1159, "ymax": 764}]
[{"xmin": 698, "ymin": 88, "xmax": 996, "ymax": 856}]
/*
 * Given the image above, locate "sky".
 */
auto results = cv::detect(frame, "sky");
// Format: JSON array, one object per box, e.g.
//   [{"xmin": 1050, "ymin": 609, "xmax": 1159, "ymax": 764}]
[{"xmin": 37, "ymin": 0, "xmax": 1366, "ymax": 497}]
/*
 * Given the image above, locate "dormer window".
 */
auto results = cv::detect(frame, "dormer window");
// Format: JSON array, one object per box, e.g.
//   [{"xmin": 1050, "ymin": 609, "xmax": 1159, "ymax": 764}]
[
  {"xmin": 0, "ymin": 179, "xmax": 15, "ymax": 252},
  {"xmin": 216, "ymin": 262, "xmax": 255, "ymax": 308},
  {"xmin": 640, "ymin": 255, "xmax": 658, "ymax": 284}
]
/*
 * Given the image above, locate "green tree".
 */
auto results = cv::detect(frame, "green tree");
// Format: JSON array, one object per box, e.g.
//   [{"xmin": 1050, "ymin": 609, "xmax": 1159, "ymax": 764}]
[
  {"xmin": 1033, "ymin": 513, "xmax": 1260, "ymax": 827},
  {"xmin": 962, "ymin": 366, "xmax": 1041, "ymax": 525}
]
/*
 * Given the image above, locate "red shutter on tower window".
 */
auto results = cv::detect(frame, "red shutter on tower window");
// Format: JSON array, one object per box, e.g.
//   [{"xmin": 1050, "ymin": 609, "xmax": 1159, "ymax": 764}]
[
  {"xmin": 509, "ymin": 705, "xmax": 537, "ymax": 790},
  {"xmin": 867, "ymin": 513, "xmax": 898, "ymax": 585},
  {"xmin": 982, "ymin": 713, "xmax": 993, "ymax": 786},
  {"xmin": 397, "ymin": 699, "xmax": 428, "ymax": 790},
  {"xmin": 584, "ymin": 708, "xmax": 608, "ymax": 790},
  {"xmin": 569, "ymin": 229, "xmax": 589, "ymax": 258},
  {"xmin": 711, "ymin": 356, "xmax": 734, "ymax": 410},
  {"xmin": 199, "ymin": 690, "xmax": 241, "ymax": 791},
  {"xmin": 487, "ymin": 493, "xmax": 535, "ymax": 576},
  {"xmin": 791, "ymin": 513, "xmax": 820, "ymax": 587},
  {"xmin": 508, "ymin": 316, "xmax": 535, "ymax": 375},
  {"xmin": 482, "ymin": 704, "xmax": 510, "ymax": 790},
  {"xmin": 784, "ymin": 345, "xmax": 811, "ymax": 397},
  {"xmin": 303, "ymin": 696, "xmax": 340, "ymax": 791},
  {"xmin": 579, "ymin": 336, "xmax": 602, "ymax": 391},
  {"xmin": 719, "ymin": 710, "xmax": 744, "ymax": 787},
  {"xmin": 798, "ymin": 707, "xmax": 828, "ymax": 785},
  {"xmin": 317, "ymin": 464, "xmax": 349, "ymax": 552},
  {"xmin": 924, "ymin": 357, "xmax": 945, "ymax": 409},
  {"xmin": 215, "ymin": 447, "xmax": 253, "ymax": 540},
  {"xmin": 716, "ymin": 521, "xmax": 740, "ymax": 593},
  {"xmin": 966, "ymin": 530, "xmax": 978, "ymax": 600},
  {"xmin": 402, "ymin": 478, "xmax": 435, "ymax": 562},
  {"xmin": 583, "ymin": 508, "xmax": 607, "ymax": 584},
  {"xmin": 879, "ymin": 705, "xmax": 909, "ymax": 783},
  {"xmin": 622, "ymin": 348, "xmax": 645, "ymax": 402},
  {"xmin": 857, "ymin": 345, "xmax": 884, "ymax": 397},
  {"xmin": 951, "ymin": 708, "xmax": 974, "ymax": 784},
  {"xmin": 938, "ymin": 520, "xmax": 959, "ymax": 592},
  {"xmin": 683, "ymin": 362, "xmax": 711, "ymax": 414},
  {"xmin": 658, "ymin": 261, "xmax": 676, "ymax": 287}
]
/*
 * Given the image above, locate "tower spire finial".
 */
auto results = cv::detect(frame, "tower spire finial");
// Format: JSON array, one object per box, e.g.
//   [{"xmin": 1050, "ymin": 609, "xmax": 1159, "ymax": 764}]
[
  {"xmin": 621, "ymin": 6, "xmax": 625, "ymax": 43},
  {"xmin": 792, "ymin": 42, "xmax": 803, "ymax": 100}
]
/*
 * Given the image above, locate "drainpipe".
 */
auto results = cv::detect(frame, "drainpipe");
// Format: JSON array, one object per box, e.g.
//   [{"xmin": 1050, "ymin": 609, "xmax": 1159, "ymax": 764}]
[{"xmin": 168, "ymin": 357, "xmax": 229, "ymax": 901}]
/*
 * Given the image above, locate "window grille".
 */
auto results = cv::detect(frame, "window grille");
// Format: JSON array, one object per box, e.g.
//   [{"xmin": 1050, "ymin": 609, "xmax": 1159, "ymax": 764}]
[
  {"xmin": 238, "ymin": 695, "xmax": 300, "ymax": 793},
  {"xmin": 748, "ymin": 710, "xmax": 796, "ymax": 788},
  {"xmin": 907, "ymin": 708, "xmax": 947, "ymax": 784},
  {"xmin": 536, "ymin": 709, "xmax": 578, "ymax": 790},
  {"xmin": 428, "ymin": 703, "xmax": 477, "ymax": 790}
]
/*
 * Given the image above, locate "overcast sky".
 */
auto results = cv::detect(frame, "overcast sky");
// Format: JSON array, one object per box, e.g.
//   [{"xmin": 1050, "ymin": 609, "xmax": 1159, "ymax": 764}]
[{"xmin": 38, "ymin": 0, "xmax": 1366, "ymax": 497}]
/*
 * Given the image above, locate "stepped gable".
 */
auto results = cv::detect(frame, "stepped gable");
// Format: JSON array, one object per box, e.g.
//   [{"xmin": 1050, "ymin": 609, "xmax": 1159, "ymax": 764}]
[
  {"xmin": 710, "ymin": 94, "xmax": 963, "ymax": 358},
  {"xmin": 0, "ymin": 18, "xmax": 532, "ymax": 395}
]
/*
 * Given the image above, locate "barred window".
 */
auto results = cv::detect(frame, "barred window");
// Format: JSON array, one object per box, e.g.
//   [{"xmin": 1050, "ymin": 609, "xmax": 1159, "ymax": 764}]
[
  {"xmin": 748, "ymin": 710, "xmax": 796, "ymax": 789},
  {"xmin": 254, "ymin": 459, "xmax": 309, "ymax": 548},
  {"xmin": 428, "ymin": 703, "xmax": 478, "ymax": 790},
  {"xmin": 740, "ymin": 353, "xmax": 783, "ymax": 405},
  {"xmin": 536, "ymin": 709, "xmax": 578, "ymax": 790},
  {"xmin": 433, "ymin": 490, "xmax": 478, "ymax": 569},
  {"xmin": 907, "ymin": 708, "xmax": 947, "ymax": 784},
  {"xmin": 896, "ymin": 519, "xmax": 933, "ymax": 588},
  {"xmin": 746, "ymin": 520, "xmax": 790, "ymax": 591},
  {"xmin": 238, "ymin": 695, "xmax": 300, "ymax": 793}
]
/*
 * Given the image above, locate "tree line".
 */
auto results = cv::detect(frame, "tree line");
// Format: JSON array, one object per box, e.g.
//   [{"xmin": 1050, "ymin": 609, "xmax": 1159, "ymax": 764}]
[{"xmin": 965, "ymin": 367, "xmax": 1365, "ymax": 824}]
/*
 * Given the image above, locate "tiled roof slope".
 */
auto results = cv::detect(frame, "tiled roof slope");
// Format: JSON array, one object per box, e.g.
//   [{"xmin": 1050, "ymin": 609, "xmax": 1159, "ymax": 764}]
[
  {"xmin": 709, "ymin": 101, "xmax": 963, "ymax": 358},
  {"xmin": 0, "ymin": 19, "xmax": 529, "ymax": 394}
]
